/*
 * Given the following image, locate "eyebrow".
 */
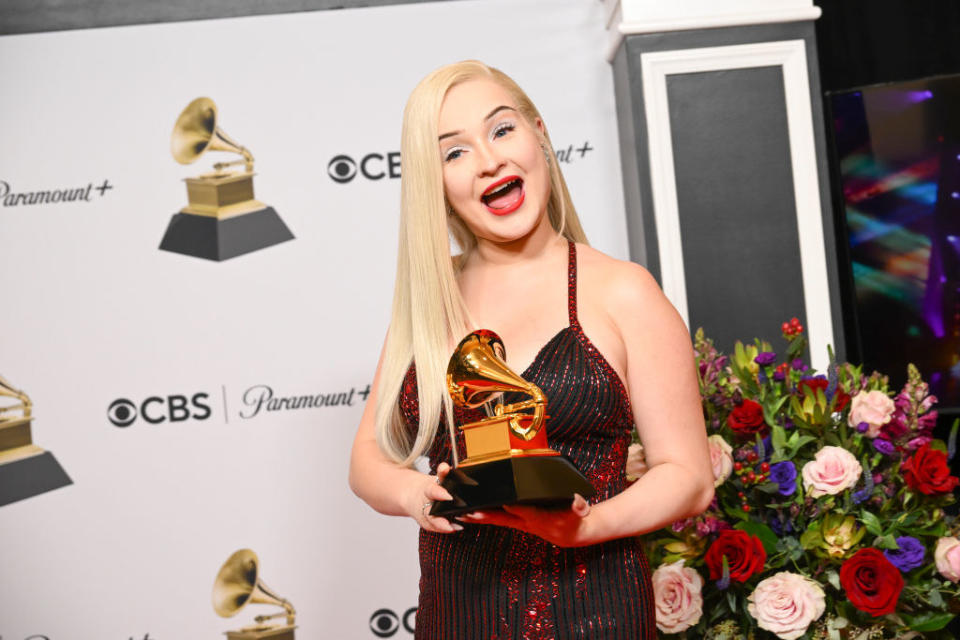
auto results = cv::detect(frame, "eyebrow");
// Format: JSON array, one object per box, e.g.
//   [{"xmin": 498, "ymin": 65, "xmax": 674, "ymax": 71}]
[{"xmin": 438, "ymin": 105, "xmax": 517, "ymax": 141}]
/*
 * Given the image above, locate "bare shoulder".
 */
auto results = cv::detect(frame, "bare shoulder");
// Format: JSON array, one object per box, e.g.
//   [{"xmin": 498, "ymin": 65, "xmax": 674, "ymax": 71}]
[{"xmin": 575, "ymin": 243, "xmax": 667, "ymax": 319}]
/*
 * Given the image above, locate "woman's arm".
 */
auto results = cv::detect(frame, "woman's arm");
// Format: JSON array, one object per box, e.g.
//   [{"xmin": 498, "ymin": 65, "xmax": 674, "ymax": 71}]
[
  {"xmin": 583, "ymin": 261, "xmax": 714, "ymax": 540},
  {"xmin": 348, "ymin": 340, "xmax": 461, "ymax": 533}
]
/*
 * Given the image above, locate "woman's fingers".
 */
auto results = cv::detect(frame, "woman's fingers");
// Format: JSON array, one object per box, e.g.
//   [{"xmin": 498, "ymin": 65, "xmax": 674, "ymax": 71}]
[
  {"xmin": 436, "ymin": 461, "xmax": 452, "ymax": 481},
  {"xmin": 571, "ymin": 493, "xmax": 590, "ymax": 517}
]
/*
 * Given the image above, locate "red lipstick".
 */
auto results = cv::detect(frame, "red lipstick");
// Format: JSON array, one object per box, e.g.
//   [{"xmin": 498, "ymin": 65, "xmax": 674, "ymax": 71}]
[{"xmin": 481, "ymin": 175, "xmax": 525, "ymax": 216}]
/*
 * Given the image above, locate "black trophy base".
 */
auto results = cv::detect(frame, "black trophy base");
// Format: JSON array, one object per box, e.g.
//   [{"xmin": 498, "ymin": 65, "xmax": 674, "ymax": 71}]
[
  {"xmin": 430, "ymin": 454, "xmax": 596, "ymax": 518},
  {"xmin": 159, "ymin": 207, "xmax": 294, "ymax": 261},
  {"xmin": 0, "ymin": 450, "xmax": 72, "ymax": 507}
]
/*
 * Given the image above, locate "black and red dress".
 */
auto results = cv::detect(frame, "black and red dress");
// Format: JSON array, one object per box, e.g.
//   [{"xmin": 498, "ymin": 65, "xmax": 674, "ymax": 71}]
[{"xmin": 400, "ymin": 241, "xmax": 656, "ymax": 640}]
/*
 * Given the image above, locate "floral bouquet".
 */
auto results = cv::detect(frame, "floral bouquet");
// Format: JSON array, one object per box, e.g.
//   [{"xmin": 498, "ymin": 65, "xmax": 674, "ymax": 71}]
[{"xmin": 638, "ymin": 319, "xmax": 960, "ymax": 639}]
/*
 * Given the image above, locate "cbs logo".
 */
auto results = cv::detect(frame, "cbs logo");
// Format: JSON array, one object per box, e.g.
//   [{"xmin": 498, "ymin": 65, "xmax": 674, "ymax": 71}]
[
  {"xmin": 107, "ymin": 393, "xmax": 212, "ymax": 427},
  {"xmin": 369, "ymin": 607, "xmax": 416, "ymax": 637},
  {"xmin": 327, "ymin": 152, "xmax": 401, "ymax": 184}
]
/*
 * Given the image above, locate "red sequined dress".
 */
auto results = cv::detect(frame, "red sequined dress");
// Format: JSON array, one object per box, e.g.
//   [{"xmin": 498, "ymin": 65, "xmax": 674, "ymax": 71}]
[{"xmin": 399, "ymin": 242, "xmax": 656, "ymax": 640}]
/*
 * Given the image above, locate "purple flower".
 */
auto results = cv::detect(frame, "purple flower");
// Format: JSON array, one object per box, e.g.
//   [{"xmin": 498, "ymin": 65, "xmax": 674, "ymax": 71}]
[
  {"xmin": 883, "ymin": 536, "xmax": 925, "ymax": 572},
  {"xmin": 856, "ymin": 421, "xmax": 870, "ymax": 433},
  {"xmin": 791, "ymin": 358, "xmax": 808, "ymax": 372},
  {"xmin": 873, "ymin": 438, "xmax": 896, "ymax": 455},
  {"xmin": 755, "ymin": 352, "xmax": 777, "ymax": 366},
  {"xmin": 769, "ymin": 461, "xmax": 797, "ymax": 496},
  {"xmin": 773, "ymin": 369, "xmax": 786, "ymax": 382}
]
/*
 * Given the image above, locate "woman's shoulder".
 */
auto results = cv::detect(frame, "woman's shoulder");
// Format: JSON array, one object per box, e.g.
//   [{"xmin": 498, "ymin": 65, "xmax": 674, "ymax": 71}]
[{"xmin": 574, "ymin": 243, "xmax": 662, "ymax": 308}]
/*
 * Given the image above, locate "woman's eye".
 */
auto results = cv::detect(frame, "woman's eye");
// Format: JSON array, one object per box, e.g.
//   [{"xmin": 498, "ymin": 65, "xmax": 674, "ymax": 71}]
[
  {"xmin": 444, "ymin": 148, "xmax": 463, "ymax": 162},
  {"xmin": 493, "ymin": 123, "xmax": 515, "ymax": 139}
]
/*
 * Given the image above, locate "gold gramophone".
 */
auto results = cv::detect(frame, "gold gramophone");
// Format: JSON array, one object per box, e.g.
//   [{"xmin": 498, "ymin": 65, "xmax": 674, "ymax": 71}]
[
  {"xmin": 0, "ymin": 374, "xmax": 71, "ymax": 507},
  {"xmin": 212, "ymin": 549, "xmax": 296, "ymax": 640},
  {"xmin": 430, "ymin": 330, "xmax": 595, "ymax": 517},
  {"xmin": 160, "ymin": 97, "xmax": 294, "ymax": 261}
]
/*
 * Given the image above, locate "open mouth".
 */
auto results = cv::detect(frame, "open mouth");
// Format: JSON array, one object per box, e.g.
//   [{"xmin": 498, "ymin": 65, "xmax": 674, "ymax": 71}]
[{"xmin": 481, "ymin": 176, "xmax": 525, "ymax": 215}]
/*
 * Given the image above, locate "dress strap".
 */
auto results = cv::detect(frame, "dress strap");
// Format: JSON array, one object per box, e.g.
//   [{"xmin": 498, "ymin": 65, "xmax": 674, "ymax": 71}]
[{"xmin": 567, "ymin": 240, "xmax": 579, "ymax": 327}]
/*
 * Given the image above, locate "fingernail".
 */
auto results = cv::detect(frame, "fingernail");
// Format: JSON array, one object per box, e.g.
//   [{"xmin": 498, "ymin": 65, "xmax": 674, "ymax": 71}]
[
  {"xmin": 451, "ymin": 523, "xmax": 464, "ymax": 531},
  {"xmin": 440, "ymin": 491, "xmax": 453, "ymax": 500}
]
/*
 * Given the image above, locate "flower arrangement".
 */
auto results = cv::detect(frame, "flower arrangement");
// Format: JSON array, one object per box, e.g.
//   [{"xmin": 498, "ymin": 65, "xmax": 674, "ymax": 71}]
[{"xmin": 640, "ymin": 319, "xmax": 960, "ymax": 639}]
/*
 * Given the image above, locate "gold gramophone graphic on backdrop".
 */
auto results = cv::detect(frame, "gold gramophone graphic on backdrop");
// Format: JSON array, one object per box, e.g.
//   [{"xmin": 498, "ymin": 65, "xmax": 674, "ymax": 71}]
[
  {"xmin": 0, "ymin": 374, "xmax": 71, "ymax": 507},
  {"xmin": 429, "ymin": 330, "xmax": 595, "ymax": 518},
  {"xmin": 213, "ymin": 549, "xmax": 296, "ymax": 640},
  {"xmin": 160, "ymin": 97, "xmax": 294, "ymax": 261}
]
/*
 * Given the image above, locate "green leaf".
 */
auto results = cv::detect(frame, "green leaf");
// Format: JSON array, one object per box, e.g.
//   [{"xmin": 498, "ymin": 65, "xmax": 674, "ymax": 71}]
[
  {"xmin": 735, "ymin": 520, "xmax": 779, "ymax": 555},
  {"xmin": 859, "ymin": 510, "xmax": 883, "ymax": 536},
  {"xmin": 901, "ymin": 611, "xmax": 955, "ymax": 632},
  {"xmin": 723, "ymin": 505, "xmax": 750, "ymax": 522},
  {"xmin": 771, "ymin": 424, "xmax": 787, "ymax": 455},
  {"xmin": 726, "ymin": 590, "xmax": 737, "ymax": 614},
  {"xmin": 875, "ymin": 534, "xmax": 899, "ymax": 550},
  {"xmin": 825, "ymin": 569, "xmax": 841, "ymax": 591}
]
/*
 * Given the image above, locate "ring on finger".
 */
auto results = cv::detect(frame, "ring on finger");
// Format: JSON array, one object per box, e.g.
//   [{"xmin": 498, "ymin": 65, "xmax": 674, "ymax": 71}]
[{"xmin": 422, "ymin": 500, "xmax": 433, "ymax": 516}]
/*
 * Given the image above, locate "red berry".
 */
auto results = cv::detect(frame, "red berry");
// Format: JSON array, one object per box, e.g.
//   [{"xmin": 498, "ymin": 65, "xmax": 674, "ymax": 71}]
[
  {"xmin": 734, "ymin": 462, "xmax": 743, "ymax": 472},
  {"xmin": 747, "ymin": 451, "xmax": 758, "ymax": 462},
  {"xmin": 745, "ymin": 471, "xmax": 756, "ymax": 483},
  {"xmin": 797, "ymin": 325, "xmax": 804, "ymax": 333},
  {"xmin": 742, "ymin": 505, "xmax": 751, "ymax": 512},
  {"xmin": 757, "ymin": 474, "xmax": 767, "ymax": 482},
  {"xmin": 737, "ymin": 491, "xmax": 745, "ymax": 498},
  {"xmin": 781, "ymin": 322, "xmax": 790, "ymax": 333},
  {"xmin": 760, "ymin": 462, "xmax": 770, "ymax": 473},
  {"xmin": 790, "ymin": 317, "xmax": 800, "ymax": 327}
]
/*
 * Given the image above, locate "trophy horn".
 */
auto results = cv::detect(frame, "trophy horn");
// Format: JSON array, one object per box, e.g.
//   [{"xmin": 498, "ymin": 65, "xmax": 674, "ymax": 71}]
[
  {"xmin": 447, "ymin": 330, "xmax": 546, "ymax": 440},
  {"xmin": 212, "ymin": 549, "xmax": 295, "ymax": 627},
  {"xmin": 171, "ymin": 97, "xmax": 254, "ymax": 172}
]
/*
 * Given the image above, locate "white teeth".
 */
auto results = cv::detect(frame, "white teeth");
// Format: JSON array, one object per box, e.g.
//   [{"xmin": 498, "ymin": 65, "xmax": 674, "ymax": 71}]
[{"xmin": 485, "ymin": 179, "xmax": 519, "ymax": 198}]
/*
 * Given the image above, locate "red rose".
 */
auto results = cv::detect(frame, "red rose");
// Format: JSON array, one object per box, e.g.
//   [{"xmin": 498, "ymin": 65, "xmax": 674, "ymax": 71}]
[
  {"xmin": 902, "ymin": 444, "xmax": 960, "ymax": 495},
  {"xmin": 727, "ymin": 399, "xmax": 768, "ymax": 438},
  {"xmin": 798, "ymin": 377, "xmax": 850, "ymax": 411},
  {"xmin": 704, "ymin": 529, "xmax": 766, "ymax": 583},
  {"xmin": 840, "ymin": 548, "xmax": 903, "ymax": 616}
]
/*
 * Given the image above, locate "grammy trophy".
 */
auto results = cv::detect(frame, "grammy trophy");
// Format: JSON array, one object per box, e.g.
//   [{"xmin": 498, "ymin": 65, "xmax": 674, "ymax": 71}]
[{"xmin": 429, "ymin": 330, "xmax": 595, "ymax": 518}]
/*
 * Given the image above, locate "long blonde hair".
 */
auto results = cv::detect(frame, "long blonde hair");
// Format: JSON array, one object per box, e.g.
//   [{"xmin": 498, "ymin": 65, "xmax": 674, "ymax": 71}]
[{"xmin": 375, "ymin": 60, "xmax": 589, "ymax": 465}]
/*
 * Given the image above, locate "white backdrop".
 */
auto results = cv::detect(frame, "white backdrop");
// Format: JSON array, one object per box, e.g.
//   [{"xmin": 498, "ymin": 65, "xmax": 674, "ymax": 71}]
[{"xmin": 0, "ymin": 1, "xmax": 629, "ymax": 637}]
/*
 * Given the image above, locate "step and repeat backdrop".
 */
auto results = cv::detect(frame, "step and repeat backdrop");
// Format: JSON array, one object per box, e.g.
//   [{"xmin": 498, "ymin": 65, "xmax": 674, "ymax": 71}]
[{"xmin": 0, "ymin": 1, "xmax": 629, "ymax": 638}]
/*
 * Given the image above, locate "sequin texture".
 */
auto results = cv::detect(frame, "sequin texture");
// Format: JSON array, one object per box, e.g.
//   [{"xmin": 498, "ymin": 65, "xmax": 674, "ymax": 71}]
[{"xmin": 403, "ymin": 242, "xmax": 656, "ymax": 639}]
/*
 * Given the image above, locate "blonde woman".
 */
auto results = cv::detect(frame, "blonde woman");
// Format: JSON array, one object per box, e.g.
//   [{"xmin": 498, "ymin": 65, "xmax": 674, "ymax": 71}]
[{"xmin": 349, "ymin": 61, "xmax": 713, "ymax": 639}]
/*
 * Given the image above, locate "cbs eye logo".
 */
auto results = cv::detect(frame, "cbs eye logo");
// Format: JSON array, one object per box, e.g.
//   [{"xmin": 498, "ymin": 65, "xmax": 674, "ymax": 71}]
[
  {"xmin": 107, "ymin": 393, "xmax": 212, "ymax": 427},
  {"xmin": 327, "ymin": 152, "xmax": 401, "ymax": 184},
  {"xmin": 369, "ymin": 607, "xmax": 416, "ymax": 637}
]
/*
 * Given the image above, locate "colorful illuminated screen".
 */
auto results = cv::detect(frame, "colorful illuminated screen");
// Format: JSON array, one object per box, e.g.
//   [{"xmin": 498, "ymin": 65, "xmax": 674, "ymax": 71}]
[{"xmin": 829, "ymin": 74, "xmax": 960, "ymax": 410}]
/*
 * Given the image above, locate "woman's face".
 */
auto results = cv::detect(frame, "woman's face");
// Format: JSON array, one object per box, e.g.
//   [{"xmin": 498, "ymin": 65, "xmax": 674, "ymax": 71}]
[{"xmin": 437, "ymin": 78, "xmax": 551, "ymax": 244}]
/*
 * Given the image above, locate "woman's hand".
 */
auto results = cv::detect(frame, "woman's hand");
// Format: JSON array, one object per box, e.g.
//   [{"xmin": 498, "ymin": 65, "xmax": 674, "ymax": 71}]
[
  {"xmin": 458, "ymin": 494, "xmax": 593, "ymax": 547},
  {"xmin": 406, "ymin": 462, "xmax": 462, "ymax": 534}
]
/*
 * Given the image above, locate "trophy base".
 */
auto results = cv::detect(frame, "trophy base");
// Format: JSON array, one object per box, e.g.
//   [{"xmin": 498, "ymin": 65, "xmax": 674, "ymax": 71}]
[
  {"xmin": 225, "ymin": 625, "xmax": 295, "ymax": 640},
  {"xmin": 0, "ymin": 447, "xmax": 72, "ymax": 507},
  {"xmin": 430, "ymin": 454, "xmax": 596, "ymax": 518},
  {"xmin": 159, "ymin": 206, "xmax": 294, "ymax": 261}
]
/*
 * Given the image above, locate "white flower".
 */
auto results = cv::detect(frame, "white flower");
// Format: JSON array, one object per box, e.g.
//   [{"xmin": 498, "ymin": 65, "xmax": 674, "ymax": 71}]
[
  {"xmin": 801, "ymin": 446, "xmax": 862, "ymax": 497},
  {"xmin": 707, "ymin": 434, "xmax": 734, "ymax": 487},
  {"xmin": 748, "ymin": 572, "xmax": 826, "ymax": 640},
  {"xmin": 847, "ymin": 390, "xmax": 895, "ymax": 438},
  {"xmin": 625, "ymin": 443, "xmax": 648, "ymax": 481},
  {"xmin": 652, "ymin": 559, "xmax": 703, "ymax": 633},
  {"xmin": 935, "ymin": 537, "xmax": 960, "ymax": 582}
]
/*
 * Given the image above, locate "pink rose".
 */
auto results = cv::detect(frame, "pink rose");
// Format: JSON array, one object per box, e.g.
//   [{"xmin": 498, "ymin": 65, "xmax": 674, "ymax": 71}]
[
  {"xmin": 848, "ymin": 390, "xmax": 895, "ymax": 438},
  {"xmin": 652, "ymin": 559, "xmax": 703, "ymax": 633},
  {"xmin": 935, "ymin": 537, "xmax": 960, "ymax": 582},
  {"xmin": 748, "ymin": 572, "xmax": 826, "ymax": 640},
  {"xmin": 801, "ymin": 446, "xmax": 862, "ymax": 497},
  {"xmin": 626, "ymin": 443, "xmax": 648, "ymax": 481},
  {"xmin": 708, "ymin": 434, "xmax": 734, "ymax": 487}
]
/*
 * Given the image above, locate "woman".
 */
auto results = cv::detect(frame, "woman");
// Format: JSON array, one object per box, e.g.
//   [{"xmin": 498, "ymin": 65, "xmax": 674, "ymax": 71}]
[{"xmin": 349, "ymin": 60, "xmax": 713, "ymax": 639}]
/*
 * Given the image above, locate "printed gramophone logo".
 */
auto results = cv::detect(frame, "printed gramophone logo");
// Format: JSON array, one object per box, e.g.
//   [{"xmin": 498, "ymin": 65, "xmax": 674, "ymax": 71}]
[
  {"xmin": 160, "ymin": 97, "xmax": 295, "ymax": 262},
  {"xmin": 0, "ymin": 373, "xmax": 71, "ymax": 507},
  {"xmin": 212, "ymin": 548, "xmax": 297, "ymax": 640}
]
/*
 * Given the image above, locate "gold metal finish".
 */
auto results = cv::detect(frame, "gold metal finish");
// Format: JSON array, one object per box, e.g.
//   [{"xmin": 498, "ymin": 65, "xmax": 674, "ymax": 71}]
[
  {"xmin": 447, "ymin": 331, "xmax": 546, "ymax": 444},
  {"xmin": 171, "ymin": 97, "xmax": 254, "ymax": 173},
  {"xmin": 170, "ymin": 97, "xmax": 264, "ymax": 220},
  {"xmin": 212, "ymin": 549, "xmax": 296, "ymax": 639},
  {"xmin": 0, "ymin": 374, "xmax": 36, "ymax": 457}
]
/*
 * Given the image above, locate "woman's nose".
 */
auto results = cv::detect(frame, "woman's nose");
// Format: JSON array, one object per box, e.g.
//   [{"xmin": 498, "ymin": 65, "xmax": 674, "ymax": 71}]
[{"xmin": 475, "ymin": 140, "xmax": 505, "ymax": 176}]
